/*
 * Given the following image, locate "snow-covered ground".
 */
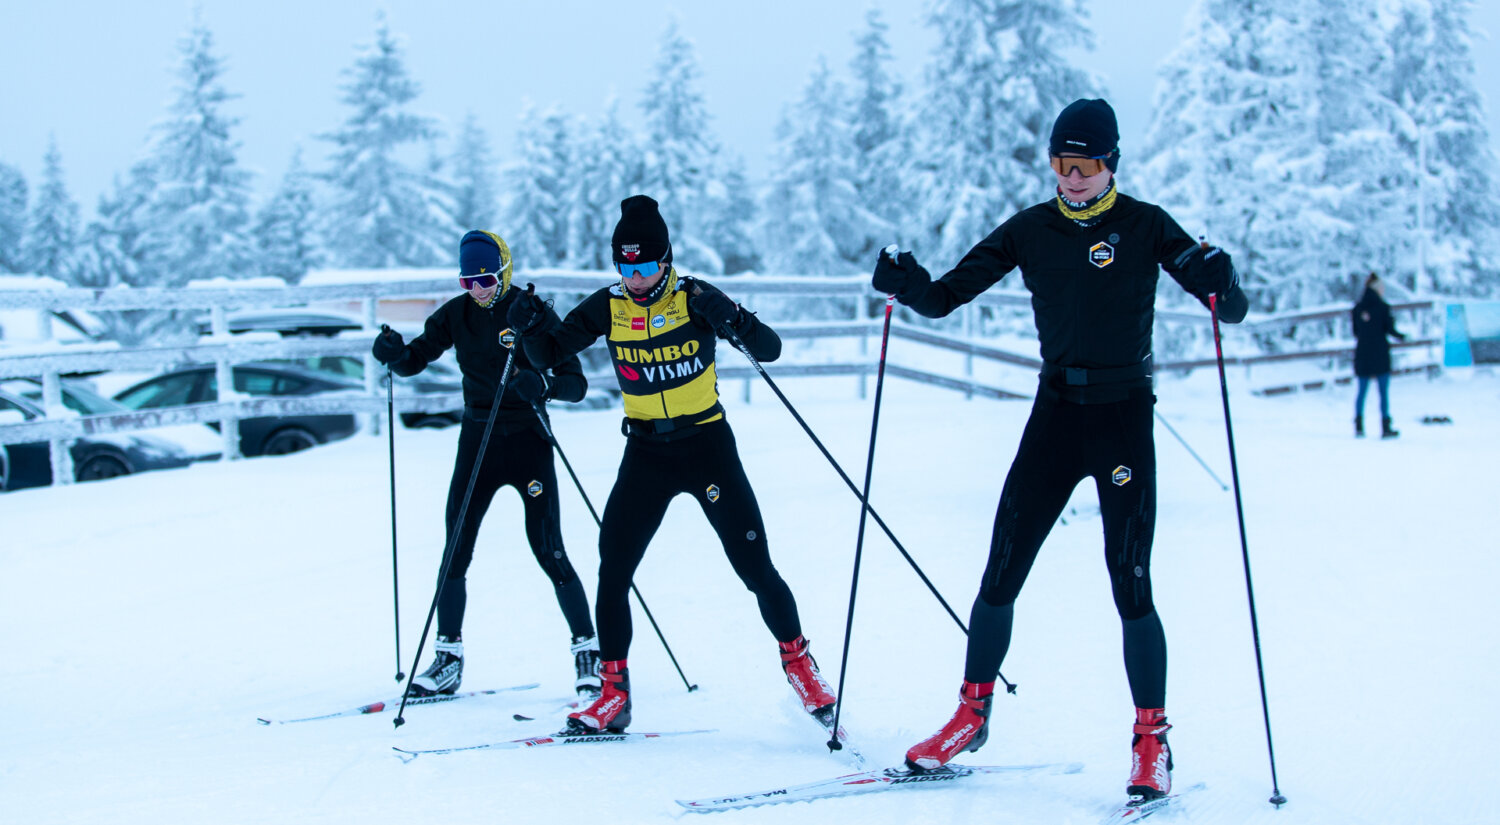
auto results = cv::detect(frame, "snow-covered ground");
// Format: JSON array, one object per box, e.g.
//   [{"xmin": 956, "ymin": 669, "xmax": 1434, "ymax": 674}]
[{"xmin": 3, "ymin": 366, "xmax": 1495, "ymax": 824}]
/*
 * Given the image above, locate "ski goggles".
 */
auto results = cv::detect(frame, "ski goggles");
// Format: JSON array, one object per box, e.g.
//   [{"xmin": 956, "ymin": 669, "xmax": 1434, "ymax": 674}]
[
  {"xmin": 459, "ymin": 273, "xmax": 499, "ymax": 290},
  {"xmin": 616, "ymin": 260, "xmax": 662, "ymax": 279},
  {"xmin": 1049, "ymin": 153, "xmax": 1112, "ymax": 177}
]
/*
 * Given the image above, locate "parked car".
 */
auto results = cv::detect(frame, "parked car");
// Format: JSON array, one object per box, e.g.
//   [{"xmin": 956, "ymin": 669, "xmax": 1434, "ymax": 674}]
[
  {"xmin": 0, "ymin": 377, "xmax": 222, "ymax": 463},
  {"xmin": 266, "ymin": 354, "xmax": 465, "ymax": 429},
  {"xmin": 0, "ymin": 387, "xmax": 199, "ymax": 492},
  {"xmin": 194, "ymin": 308, "xmax": 365, "ymax": 338},
  {"xmin": 111, "ymin": 363, "xmax": 362, "ymax": 457}
]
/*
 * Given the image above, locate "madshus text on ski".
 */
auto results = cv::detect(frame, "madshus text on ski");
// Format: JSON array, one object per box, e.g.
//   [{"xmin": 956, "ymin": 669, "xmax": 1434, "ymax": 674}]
[{"xmin": 268, "ymin": 95, "xmax": 1289, "ymax": 815}]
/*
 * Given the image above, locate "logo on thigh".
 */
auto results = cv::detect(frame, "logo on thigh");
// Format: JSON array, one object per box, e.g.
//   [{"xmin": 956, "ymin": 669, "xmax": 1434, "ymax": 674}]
[
  {"xmin": 706, "ymin": 484, "xmax": 721, "ymax": 503},
  {"xmin": 527, "ymin": 480, "xmax": 544, "ymax": 497},
  {"xmin": 1112, "ymin": 465, "xmax": 1132, "ymax": 486}
]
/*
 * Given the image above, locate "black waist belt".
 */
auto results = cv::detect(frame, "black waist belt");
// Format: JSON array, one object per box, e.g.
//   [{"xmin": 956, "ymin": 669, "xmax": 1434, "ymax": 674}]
[
  {"xmin": 622, "ymin": 402, "xmax": 724, "ymax": 440},
  {"xmin": 1040, "ymin": 357, "xmax": 1152, "ymax": 386}
]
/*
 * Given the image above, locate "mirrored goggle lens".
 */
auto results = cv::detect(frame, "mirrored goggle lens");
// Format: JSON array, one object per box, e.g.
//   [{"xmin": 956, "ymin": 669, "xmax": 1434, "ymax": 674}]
[
  {"xmin": 460, "ymin": 274, "xmax": 499, "ymax": 289},
  {"xmin": 1049, "ymin": 155, "xmax": 1109, "ymax": 177},
  {"xmin": 617, "ymin": 261, "xmax": 662, "ymax": 279}
]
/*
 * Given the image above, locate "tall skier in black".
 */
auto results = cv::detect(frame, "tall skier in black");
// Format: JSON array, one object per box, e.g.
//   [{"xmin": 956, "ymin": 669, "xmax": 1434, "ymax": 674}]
[
  {"xmin": 506, "ymin": 195, "xmax": 838, "ymax": 734},
  {"xmin": 874, "ymin": 99, "xmax": 1249, "ymax": 799},
  {"xmin": 372, "ymin": 230, "xmax": 601, "ymax": 699}
]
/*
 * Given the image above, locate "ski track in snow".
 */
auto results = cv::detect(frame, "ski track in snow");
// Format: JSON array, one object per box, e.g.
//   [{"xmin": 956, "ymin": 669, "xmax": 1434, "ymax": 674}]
[{"xmin": 2, "ymin": 367, "xmax": 1495, "ymax": 824}]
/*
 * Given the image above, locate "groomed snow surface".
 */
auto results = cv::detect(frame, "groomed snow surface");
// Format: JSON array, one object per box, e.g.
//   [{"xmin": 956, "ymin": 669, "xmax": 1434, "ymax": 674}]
[{"xmin": 3, "ymin": 367, "xmax": 1494, "ymax": 824}]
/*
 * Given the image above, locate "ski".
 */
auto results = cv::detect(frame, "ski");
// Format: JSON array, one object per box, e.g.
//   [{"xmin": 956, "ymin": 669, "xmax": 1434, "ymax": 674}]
[
  {"xmin": 809, "ymin": 706, "xmax": 867, "ymax": 768},
  {"xmin": 393, "ymin": 728, "xmax": 715, "ymax": 760},
  {"xmin": 255, "ymin": 682, "xmax": 540, "ymax": 725},
  {"xmin": 677, "ymin": 761, "xmax": 1083, "ymax": 812},
  {"xmin": 1099, "ymin": 782, "xmax": 1206, "ymax": 823}
]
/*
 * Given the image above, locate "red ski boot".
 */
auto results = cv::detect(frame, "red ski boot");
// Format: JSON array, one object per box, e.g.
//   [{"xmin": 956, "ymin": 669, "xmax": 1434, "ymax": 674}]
[
  {"xmin": 779, "ymin": 636, "xmax": 837, "ymax": 714},
  {"xmin": 904, "ymin": 681, "xmax": 994, "ymax": 771},
  {"xmin": 1127, "ymin": 707, "xmax": 1173, "ymax": 799},
  {"xmin": 566, "ymin": 659, "xmax": 631, "ymax": 733}
]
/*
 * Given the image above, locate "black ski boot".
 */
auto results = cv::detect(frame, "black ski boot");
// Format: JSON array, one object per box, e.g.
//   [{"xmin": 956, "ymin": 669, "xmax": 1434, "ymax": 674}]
[
  {"xmin": 572, "ymin": 635, "xmax": 601, "ymax": 698},
  {"xmin": 409, "ymin": 635, "xmax": 463, "ymax": 697},
  {"xmin": 1381, "ymin": 417, "xmax": 1400, "ymax": 439}
]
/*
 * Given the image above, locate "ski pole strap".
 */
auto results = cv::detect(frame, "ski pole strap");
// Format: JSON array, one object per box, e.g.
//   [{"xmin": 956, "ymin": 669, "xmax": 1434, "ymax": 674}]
[{"xmin": 1040, "ymin": 356, "xmax": 1152, "ymax": 387}]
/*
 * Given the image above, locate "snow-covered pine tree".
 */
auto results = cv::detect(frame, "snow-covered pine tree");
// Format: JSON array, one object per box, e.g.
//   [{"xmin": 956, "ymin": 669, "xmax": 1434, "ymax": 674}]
[
  {"xmin": 76, "ymin": 163, "xmax": 185, "ymax": 344},
  {"xmin": 910, "ymin": 0, "xmax": 1099, "ymax": 269},
  {"xmin": 639, "ymin": 18, "xmax": 724, "ymax": 274},
  {"xmin": 762, "ymin": 56, "xmax": 889, "ymax": 277},
  {"xmin": 1140, "ymin": 0, "xmax": 1337, "ymax": 316},
  {"xmin": 447, "ymin": 113, "xmax": 499, "ymax": 234},
  {"xmin": 565, "ymin": 97, "xmax": 644, "ymax": 271},
  {"xmin": 503, "ymin": 103, "xmax": 572, "ymax": 271},
  {"xmin": 1388, "ymin": 0, "xmax": 1500, "ymax": 297},
  {"xmin": 137, "ymin": 18, "xmax": 255, "ymax": 285},
  {"xmin": 253, "ymin": 148, "xmax": 322, "ymax": 284},
  {"xmin": 698, "ymin": 156, "xmax": 760, "ymax": 275},
  {"xmin": 22, "ymin": 137, "xmax": 81, "ymax": 282},
  {"xmin": 848, "ymin": 7, "xmax": 910, "ymax": 254},
  {"xmin": 319, "ymin": 17, "xmax": 455, "ymax": 269},
  {"xmin": 0, "ymin": 161, "xmax": 27, "ymax": 273}
]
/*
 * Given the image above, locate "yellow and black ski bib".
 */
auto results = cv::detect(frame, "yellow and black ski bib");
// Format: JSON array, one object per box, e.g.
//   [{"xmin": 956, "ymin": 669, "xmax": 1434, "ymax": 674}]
[{"xmin": 606, "ymin": 272, "xmax": 723, "ymax": 424}]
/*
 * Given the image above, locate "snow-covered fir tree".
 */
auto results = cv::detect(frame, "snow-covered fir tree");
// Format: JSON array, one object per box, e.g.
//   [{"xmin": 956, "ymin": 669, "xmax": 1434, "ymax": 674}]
[
  {"xmin": 22, "ymin": 137, "xmax": 81, "ymax": 282},
  {"xmin": 910, "ymin": 0, "xmax": 1099, "ymax": 269},
  {"xmin": 697, "ymin": 156, "xmax": 760, "ymax": 275},
  {"xmin": 447, "ymin": 113, "xmax": 500, "ymax": 234},
  {"xmin": 318, "ymin": 17, "xmax": 455, "ymax": 268},
  {"xmin": 76, "ymin": 163, "xmax": 188, "ymax": 344},
  {"xmin": 848, "ymin": 7, "xmax": 910, "ymax": 251},
  {"xmin": 1140, "ymin": 0, "xmax": 1337, "ymax": 315},
  {"xmin": 0, "ymin": 161, "xmax": 27, "ymax": 273},
  {"xmin": 1387, "ymin": 0, "xmax": 1500, "ymax": 297},
  {"xmin": 252, "ymin": 148, "xmax": 322, "ymax": 284},
  {"xmin": 503, "ymin": 103, "xmax": 572, "ymax": 270},
  {"xmin": 565, "ymin": 98, "xmax": 644, "ymax": 271},
  {"xmin": 762, "ymin": 56, "xmax": 889, "ymax": 276},
  {"xmin": 639, "ymin": 18, "xmax": 725, "ymax": 273},
  {"xmin": 137, "ymin": 19, "xmax": 255, "ymax": 284}
]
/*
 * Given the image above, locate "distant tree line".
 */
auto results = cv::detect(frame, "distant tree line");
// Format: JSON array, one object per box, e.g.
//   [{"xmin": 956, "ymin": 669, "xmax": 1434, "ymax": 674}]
[{"xmin": 1, "ymin": 0, "xmax": 1495, "ymax": 346}]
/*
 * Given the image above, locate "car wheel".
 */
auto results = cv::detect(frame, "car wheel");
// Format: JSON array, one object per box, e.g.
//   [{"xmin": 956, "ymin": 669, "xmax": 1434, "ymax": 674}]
[
  {"xmin": 76, "ymin": 454, "xmax": 131, "ymax": 482},
  {"xmin": 261, "ymin": 427, "xmax": 320, "ymax": 456}
]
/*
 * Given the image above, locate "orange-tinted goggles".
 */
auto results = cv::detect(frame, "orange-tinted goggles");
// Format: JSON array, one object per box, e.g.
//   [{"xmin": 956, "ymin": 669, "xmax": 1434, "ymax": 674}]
[{"xmin": 1049, "ymin": 154, "xmax": 1110, "ymax": 177}]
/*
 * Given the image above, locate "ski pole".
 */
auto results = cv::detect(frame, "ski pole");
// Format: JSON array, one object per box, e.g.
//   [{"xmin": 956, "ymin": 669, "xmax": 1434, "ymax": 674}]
[
  {"xmin": 1153, "ymin": 408, "xmax": 1229, "ymax": 491},
  {"xmin": 706, "ymin": 285, "xmax": 1015, "ymax": 695},
  {"xmin": 1210, "ymin": 291, "xmax": 1287, "ymax": 807},
  {"xmin": 825, "ymin": 288, "xmax": 895, "ymax": 755},
  {"xmin": 381, "ymin": 325, "xmax": 404, "ymax": 683},
  {"xmin": 394, "ymin": 301, "xmax": 526, "ymax": 727},
  {"xmin": 529, "ymin": 400, "xmax": 698, "ymax": 693}
]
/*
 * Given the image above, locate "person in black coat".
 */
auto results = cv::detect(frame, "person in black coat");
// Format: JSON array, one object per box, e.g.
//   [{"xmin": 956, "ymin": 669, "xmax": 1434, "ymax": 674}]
[
  {"xmin": 873, "ymin": 98, "xmax": 1248, "ymax": 800},
  {"xmin": 371, "ymin": 230, "xmax": 601, "ymax": 699},
  {"xmin": 1352, "ymin": 273, "xmax": 1406, "ymax": 438}
]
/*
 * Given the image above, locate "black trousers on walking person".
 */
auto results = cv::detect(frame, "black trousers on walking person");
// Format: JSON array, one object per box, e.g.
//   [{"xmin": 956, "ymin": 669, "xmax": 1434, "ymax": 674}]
[
  {"xmin": 963, "ymin": 387, "xmax": 1169, "ymax": 709},
  {"xmin": 593, "ymin": 417, "xmax": 802, "ymax": 662},
  {"xmin": 436, "ymin": 409, "xmax": 594, "ymax": 642}
]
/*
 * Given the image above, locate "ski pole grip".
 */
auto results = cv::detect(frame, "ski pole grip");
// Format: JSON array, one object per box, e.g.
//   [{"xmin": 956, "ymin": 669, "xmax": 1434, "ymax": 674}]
[{"xmin": 882, "ymin": 243, "xmax": 900, "ymax": 259}]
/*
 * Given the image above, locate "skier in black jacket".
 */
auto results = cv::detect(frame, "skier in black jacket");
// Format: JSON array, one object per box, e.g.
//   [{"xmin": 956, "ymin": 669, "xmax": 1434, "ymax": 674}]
[
  {"xmin": 506, "ymin": 195, "xmax": 838, "ymax": 735},
  {"xmin": 372, "ymin": 230, "xmax": 600, "ymax": 699},
  {"xmin": 1352, "ymin": 273, "xmax": 1406, "ymax": 438},
  {"xmin": 874, "ymin": 99, "xmax": 1249, "ymax": 800}
]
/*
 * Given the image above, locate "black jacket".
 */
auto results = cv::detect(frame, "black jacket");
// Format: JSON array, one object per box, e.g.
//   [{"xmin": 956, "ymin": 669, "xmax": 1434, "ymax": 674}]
[
  {"xmin": 898, "ymin": 193, "xmax": 1248, "ymax": 401},
  {"xmin": 389, "ymin": 289, "xmax": 586, "ymax": 431},
  {"xmin": 1353, "ymin": 288, "xmax": 1402, "ymax": 377}
]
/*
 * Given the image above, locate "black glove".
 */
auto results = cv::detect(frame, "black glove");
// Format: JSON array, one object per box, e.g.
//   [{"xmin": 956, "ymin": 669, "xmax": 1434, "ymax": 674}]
[
  {"xmin": 872, "ymin": 246, "xmax": 927, "ymax": 296},
  {"xmin": 507, "ymin": 370, "xmax": 549, "ymax": 404},
  {"xmin": 371, "ymin": 328, "xmax": 405, "ymax": 365},
  {"xmin": 1181, "ymin": 245, "xmax": 1237, "ymax": 295},
  {"xmin": 689, "ymin": 289, "xmax": 741, "ymax": 330},
  {"xmin": 1394, "ymin": 331, "xmax": 1408, "ymax": 342},
  {"xmin": 506, "ymin": 284, "xmax": 548, "ymax": 334}
]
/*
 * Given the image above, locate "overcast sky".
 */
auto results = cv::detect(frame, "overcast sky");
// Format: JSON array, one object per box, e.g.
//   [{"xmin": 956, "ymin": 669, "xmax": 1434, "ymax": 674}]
[{"xmin": 2, "ymin": 0, "xmax": 1497, "ymax": 221}]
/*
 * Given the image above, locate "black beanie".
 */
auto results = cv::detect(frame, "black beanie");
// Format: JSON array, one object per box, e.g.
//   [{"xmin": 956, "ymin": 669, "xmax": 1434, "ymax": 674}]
[
  {"xmin": 611, "ymin": 195, "xmax": 672, "ymax": 265},
  {"xmin": 1050, "ymin": 98, "xmax": 1120, "ymax": 172}
]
